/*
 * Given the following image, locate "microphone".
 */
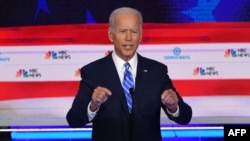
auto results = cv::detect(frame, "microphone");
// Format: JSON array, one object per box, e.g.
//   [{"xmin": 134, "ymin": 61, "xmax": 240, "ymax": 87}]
[{"xmin": 129, "ymin": 88, "xmax": 134, "ymax": 95}]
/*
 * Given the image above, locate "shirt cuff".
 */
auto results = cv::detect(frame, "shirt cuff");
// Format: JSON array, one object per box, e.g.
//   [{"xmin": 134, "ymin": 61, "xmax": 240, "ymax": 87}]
[
  {"xmin": 167, "ymin": 104, "xmax": 180, "ymax": 117},
  {"xmin": 87, "ymin": 102, "xmax": 98, "ymax": 122}
]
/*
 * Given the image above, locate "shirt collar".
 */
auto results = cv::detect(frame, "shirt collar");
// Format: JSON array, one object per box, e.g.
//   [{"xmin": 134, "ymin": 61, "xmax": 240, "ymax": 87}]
[{"xmin": 112, "ymin": 51, "xmax": 138, "ymax": 71}]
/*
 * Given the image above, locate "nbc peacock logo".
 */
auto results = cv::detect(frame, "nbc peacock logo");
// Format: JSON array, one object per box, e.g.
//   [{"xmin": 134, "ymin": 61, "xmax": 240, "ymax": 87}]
[
  {"xmin": 45, "ymin": 50, "xmax": 71, "ymax": 60},
  {"xmin": 16, "ymin": 68, "xmax": 42, "ymax": 78},
  {"xmin": 16, "ymin": 69, "xmax": 29, "ymax": 78},
  {"xmin": 193, "ymin": 66, "xmax": 218, "ymax": 76},
  {"xmin": 45, "ymin": 51, "xmax": 58, "ymax": 59},
  {"xmin": 224, "ymin": 48, "xmax": 249, "ymax": 58},
  {"xmin": 224, "ymin": 49, "xmax": 237, "ymax": 57},
  {"xmin": 193, "ymin": 67, "xmax": 206, "ymax": 76}
]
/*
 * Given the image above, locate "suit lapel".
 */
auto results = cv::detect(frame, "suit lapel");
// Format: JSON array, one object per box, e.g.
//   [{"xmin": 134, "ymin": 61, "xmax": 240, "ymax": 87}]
[
  {"xmin": 102, "ymin": 54, "xmax": 131, "ymax": 117},
  {"xmin": 134, "ymin": 55, "xmax": 149, "ymax": 108}
]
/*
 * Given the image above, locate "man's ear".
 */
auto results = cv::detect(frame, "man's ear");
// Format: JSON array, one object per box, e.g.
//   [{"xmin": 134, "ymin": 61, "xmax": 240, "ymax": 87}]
[
  {"xmin": 139, "ymin": 31, "xmax": 143, "ymax": 43},
  {"xmin": 108, "ymin": 30, "xmax": 114, "ymax": 42}
]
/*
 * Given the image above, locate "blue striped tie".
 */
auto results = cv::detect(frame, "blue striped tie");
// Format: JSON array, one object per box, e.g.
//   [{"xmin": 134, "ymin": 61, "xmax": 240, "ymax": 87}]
[{"xmin": 122, "ymin": 62, "xmax": 134, "ymax": 113}]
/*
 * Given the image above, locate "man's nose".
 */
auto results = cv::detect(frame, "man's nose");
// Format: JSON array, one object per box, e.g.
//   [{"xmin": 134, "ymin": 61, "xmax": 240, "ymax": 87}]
[{"xmin": 125, "ymin": 31, "xmax": 132, "ymax": 40}]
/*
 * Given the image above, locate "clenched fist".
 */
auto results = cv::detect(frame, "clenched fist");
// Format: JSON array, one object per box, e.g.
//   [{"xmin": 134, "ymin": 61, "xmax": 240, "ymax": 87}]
[
  {"xmin": 161, "ymin": 89, "xmax": 178, "ymax": 113},
  {"xmin": 90, "ymin": 86, "xmax": 112, "ymax": 112}
]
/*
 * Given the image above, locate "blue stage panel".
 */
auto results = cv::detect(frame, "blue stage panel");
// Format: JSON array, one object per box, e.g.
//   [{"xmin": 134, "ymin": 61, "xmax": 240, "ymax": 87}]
[{"xmin": 10, "ymin": 126, "xmax": 224, "ymax": 140}]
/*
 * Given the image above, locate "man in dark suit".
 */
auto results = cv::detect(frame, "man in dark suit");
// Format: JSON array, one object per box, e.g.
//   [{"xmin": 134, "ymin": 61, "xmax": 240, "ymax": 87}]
[{"xmin": 66, "ymin": 7, "xmax": 192, "ymax": 141}]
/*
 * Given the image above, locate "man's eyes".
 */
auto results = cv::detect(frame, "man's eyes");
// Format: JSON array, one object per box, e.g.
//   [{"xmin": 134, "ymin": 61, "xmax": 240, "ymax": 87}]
[{"xmin": 119, "ymin": 30, "xmax": 138, "ymax": 33}]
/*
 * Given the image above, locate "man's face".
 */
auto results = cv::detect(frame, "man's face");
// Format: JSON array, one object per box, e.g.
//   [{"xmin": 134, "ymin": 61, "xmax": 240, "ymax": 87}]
[{"xmin": 108, "ymin": 13, "xmax": 142, "ymax": 61}]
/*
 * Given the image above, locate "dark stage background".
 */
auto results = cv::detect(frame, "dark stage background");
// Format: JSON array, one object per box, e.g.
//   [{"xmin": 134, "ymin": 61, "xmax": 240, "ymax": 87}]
[{"xmin": 1, "ymin": 0, "xmax": 250, "ymax": 27}]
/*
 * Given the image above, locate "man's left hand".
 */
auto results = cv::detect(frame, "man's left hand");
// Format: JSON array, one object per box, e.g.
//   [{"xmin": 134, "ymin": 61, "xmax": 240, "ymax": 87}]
[{"xmin": 161, "ymin": 89, "xmax": 179, "ymax": 113}]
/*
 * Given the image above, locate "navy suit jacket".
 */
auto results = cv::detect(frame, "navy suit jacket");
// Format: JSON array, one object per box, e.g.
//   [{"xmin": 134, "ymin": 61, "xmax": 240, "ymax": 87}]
[{"xmin": 66, "ymin": 53, "xmax": 192, "ymax": 141}]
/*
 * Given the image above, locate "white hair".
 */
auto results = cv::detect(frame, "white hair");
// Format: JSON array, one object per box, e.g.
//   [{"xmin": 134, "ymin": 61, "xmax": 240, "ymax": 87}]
[{"xmin": 109, "ymin": 7, "xmax": 143, "ymax": 31}]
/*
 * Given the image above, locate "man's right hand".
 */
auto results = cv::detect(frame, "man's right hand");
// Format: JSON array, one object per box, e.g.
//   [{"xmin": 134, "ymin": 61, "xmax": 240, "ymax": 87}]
[{"xmin": 90, "ymin": 86, "xmax": 112, "ymax": 112}]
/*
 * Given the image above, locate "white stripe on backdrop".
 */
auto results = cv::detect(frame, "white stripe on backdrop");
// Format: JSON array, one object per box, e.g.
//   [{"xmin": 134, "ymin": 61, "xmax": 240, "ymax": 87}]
[{"xmin": 0, "ymin": 96, "xmax": 249, "ymax": 126}]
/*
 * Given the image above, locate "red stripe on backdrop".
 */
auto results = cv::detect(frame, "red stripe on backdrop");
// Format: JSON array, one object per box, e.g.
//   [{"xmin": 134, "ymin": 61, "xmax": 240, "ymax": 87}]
[
  {"xmin": 0, "ymin": 22, "xmax": 250, "ymax": 45},
  {"xmin": 0, "ymin": 79, "xmax": 249, "ymax": 101}
]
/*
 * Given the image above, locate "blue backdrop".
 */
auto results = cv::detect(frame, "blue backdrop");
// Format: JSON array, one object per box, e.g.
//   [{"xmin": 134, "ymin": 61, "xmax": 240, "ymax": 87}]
[{"xmin": 1, "ymin": 0, "xmax": 250, "ymax": 27}]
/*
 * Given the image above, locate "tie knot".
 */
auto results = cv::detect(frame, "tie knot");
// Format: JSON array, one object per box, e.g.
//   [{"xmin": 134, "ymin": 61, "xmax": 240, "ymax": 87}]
[{"xmin": 124, "ymin": 62, "xmax": 130, "ymax": 70}]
